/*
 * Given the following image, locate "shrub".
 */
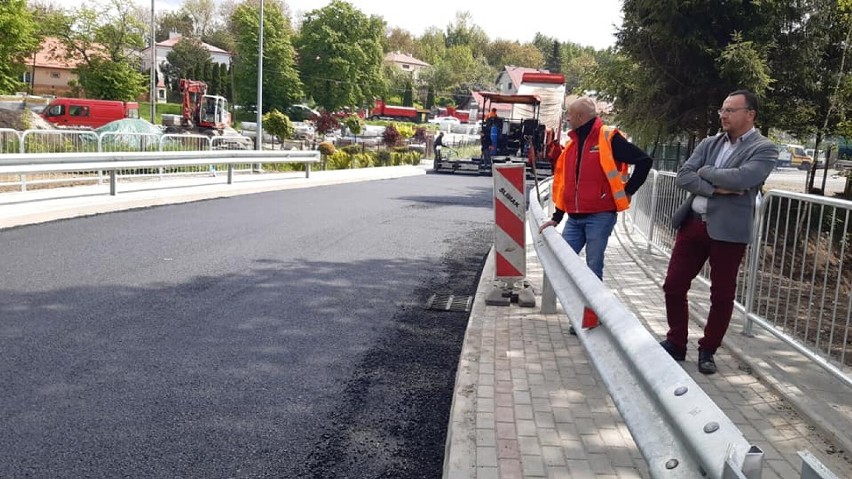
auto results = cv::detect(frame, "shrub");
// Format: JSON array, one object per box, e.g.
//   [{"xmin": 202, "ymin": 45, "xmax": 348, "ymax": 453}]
[
  {"xmin": 327, "ymin": 150, "xmax": 351, "ymax": 169},
  {"xmin": 263, "ymin": 109, "xmax": 294, "ymax": 141},
  {"xmin": 382, "ymin": 123, "xmax": 402, "ymax": 147},
  {"xmin": 341, "ymin": 144, "xmax": 364, "ymax": 155},
  {"xmin": 413, "ymin": 126, "xmax": 427, "ymax": 142},
  {"xmin": 393, "ymin": 122, "xmax": 415, "ymax": 139},
  {"xmin": 317, "ymin": 141, "xmax": 336, "ymax": 156},
  {"xmin": 342, "ymin": 114, "xmax": 364, "ymax": 135},
  {"xmin": 315, "ymin": 111, "xmax": 341, "ymax": 135},
  {"xmin": 352, "ymin": 152, "xmax": 375, "ymax": 168},
  {"xmin": 376, "ymin": 150, "xmax": 392, "ymax": 166}
]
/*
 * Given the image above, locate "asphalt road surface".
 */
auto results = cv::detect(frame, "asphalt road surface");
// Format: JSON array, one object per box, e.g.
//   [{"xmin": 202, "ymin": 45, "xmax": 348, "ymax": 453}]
[{"xmin": 0, "ymin": 173, "xmax": 495, "ymax": 478}]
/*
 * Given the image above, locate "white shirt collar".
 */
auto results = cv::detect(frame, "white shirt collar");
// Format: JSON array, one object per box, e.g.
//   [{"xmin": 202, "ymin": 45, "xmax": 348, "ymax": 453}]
[{"xmin": 724, "ymin": 127, "xmax": 756, "ymax": 144}]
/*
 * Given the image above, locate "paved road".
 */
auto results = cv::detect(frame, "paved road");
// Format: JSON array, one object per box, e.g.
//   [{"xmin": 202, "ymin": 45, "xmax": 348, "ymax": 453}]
[{"xmin": 0, "ymin": 172, "xmax": 493, "ymax": 478}]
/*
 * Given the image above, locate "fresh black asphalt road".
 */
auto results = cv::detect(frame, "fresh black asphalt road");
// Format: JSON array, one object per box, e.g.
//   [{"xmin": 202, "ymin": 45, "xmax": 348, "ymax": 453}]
[{"xmin": 0, "ymin": 173, "xmax": 495, "ymax": 478}]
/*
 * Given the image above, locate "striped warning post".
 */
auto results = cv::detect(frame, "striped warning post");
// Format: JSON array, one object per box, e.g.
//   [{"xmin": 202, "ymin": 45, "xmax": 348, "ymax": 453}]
[{"xmin": 493, "ymin": 163, "xmax": 526, "ymax": 280}]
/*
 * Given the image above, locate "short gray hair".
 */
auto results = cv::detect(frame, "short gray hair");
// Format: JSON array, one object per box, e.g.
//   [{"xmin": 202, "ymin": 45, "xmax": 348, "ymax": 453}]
[{"xmin": 570, "ymin": 97, "xmax": 597, "ymax": 117}]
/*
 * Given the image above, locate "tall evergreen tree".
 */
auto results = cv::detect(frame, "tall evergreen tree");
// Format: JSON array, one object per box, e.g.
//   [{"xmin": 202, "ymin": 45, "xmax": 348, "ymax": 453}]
[{"xmin": 546, "ymin": 40, "xmax": 563, "ymax": 73}]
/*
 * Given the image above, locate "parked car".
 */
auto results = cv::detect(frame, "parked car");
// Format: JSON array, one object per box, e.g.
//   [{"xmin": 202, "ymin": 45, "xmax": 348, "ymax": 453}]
[
  {"xmin": 428, "ymin": 116, "xmax": 461, "ymax": 131},
  {"xmin": 285, "ymin": 104, "xmax": 319, "ymax": 122}
]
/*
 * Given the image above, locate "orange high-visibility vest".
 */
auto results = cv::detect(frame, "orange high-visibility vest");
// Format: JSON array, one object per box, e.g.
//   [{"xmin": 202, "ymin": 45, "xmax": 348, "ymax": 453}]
[{"xmin": 553, "ymin": 125, "xmax": 630, "ymax": 213}]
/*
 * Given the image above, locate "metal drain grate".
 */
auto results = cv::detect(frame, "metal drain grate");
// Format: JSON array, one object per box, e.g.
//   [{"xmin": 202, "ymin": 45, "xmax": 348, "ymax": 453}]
[{"xmin": 426, "ymin": 293, "xmax": 473, "ymax": 312}]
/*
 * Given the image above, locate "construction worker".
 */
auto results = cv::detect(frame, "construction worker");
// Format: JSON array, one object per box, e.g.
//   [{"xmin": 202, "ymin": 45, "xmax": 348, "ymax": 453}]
[{"xmin": 538, "ymin": 97, "xmax": 652, "ymax": 329}]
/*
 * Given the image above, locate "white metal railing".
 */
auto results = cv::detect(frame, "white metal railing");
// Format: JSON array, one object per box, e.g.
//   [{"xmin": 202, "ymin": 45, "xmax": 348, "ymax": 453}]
[
  {"xmin": 629, "ymin": 171, "xmax": 852, "ymax": 387},
  {"xmin": 0, "ymin": 128, "xmax": 299, "ymax": 191},
  {"xmin": 0, "ymin": 150, "xmax": 321, "ymax": 195},
  {"xmin": 529, "ymin": 177, "xmax": 763, "ymax": 478}
]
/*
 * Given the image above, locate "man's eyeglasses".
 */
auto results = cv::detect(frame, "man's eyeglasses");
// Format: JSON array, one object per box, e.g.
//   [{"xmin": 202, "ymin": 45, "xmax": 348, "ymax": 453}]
[{"xmin": 717, "ymin": 107, "xmax": 752, "ymax": 115}]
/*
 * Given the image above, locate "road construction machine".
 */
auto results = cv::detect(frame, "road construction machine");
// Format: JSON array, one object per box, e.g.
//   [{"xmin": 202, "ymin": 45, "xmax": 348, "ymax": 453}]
[{"xmin": 166, "ymin": 79, "xmax": 230, "ymax": 135}]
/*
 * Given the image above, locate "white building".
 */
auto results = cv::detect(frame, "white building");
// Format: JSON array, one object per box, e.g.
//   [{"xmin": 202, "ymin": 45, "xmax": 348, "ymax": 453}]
[
  {"xmin": 384, "ymin": 52, "xmax": 430, "ymax": 80},
  {"xmin": 139, "ymin": 33, "xmax": 233, "ymax": 102}
]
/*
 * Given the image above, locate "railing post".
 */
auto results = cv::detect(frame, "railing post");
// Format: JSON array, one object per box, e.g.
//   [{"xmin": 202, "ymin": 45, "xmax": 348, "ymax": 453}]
[
  {"xmin": 647, "ymin": 170, "xmax": 660, "ymax": 254},
  {"xmin": 306, "ymin": 160, "xmax": 311, "ymax": 179},
  {"xmin": 227, "ymin": 164, "xmax": 234, "ymax": 185},
  {"xmin": 541, "ymin": 272, "xmax": 557, "ymax": 314},
  {"xmin": 110, "ymin": 171, "xmax": 117, "ymax": 195}
]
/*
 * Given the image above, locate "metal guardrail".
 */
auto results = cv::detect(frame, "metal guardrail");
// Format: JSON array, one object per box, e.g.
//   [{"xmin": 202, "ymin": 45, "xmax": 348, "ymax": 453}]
[
  {"xmin": 0, "ymin": 150, "xmax": 321, "ymax": 195},
  {"xmin": 528, "ymin": 177, "xmax": 762, "ymax": 479}
]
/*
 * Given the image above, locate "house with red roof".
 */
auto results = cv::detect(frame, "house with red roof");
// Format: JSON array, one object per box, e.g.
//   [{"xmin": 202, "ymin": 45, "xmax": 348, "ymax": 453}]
[{"xmin": 19, "ymin": 37, "xmax": 87, "ymax": 96}]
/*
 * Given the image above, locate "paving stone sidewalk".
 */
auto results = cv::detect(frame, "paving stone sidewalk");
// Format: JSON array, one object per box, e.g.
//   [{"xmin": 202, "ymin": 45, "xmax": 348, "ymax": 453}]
[{"xmin": 443, "ymin": 218, "xmax": 852, "ymax": 479}]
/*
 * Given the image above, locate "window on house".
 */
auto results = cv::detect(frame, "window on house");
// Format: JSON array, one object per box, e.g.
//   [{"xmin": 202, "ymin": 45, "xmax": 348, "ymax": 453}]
[
  {"xmin": 21, "ymin": 72, "xmax": 32, "ymax": 83},
  {"xmin": 50, "ymin": 72, "xmax": 61, "ymax": 79},
  {"xmin": 402, "ymin": 64, "xmax": 410, "ymax": 69}
]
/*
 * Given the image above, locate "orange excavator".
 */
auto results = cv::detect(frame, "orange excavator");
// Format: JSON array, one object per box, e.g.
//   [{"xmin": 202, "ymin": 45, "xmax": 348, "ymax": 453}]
[{"xmin": 168, "ymin": 79, "xmax": 230, "ymax": 135}]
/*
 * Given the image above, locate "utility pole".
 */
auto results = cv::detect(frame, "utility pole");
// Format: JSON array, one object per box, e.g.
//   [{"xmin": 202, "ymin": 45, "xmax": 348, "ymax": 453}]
[
  {"xmin": 255, "ymin": 0, "xmax": 264, "ymax": 151},
  {"xmin": 150, "ymin": 0, "xmax": 156, "ymax": 122}
]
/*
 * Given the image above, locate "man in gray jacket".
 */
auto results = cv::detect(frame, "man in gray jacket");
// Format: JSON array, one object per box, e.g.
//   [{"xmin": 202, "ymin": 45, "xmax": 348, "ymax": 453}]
[{"xmin": 660, "ymin": 90, "xmax": 778, "ymax": 375}]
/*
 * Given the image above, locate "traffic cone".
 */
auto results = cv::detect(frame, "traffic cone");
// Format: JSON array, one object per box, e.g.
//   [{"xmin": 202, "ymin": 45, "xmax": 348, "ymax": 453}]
[{"xmin": 582, "ymin": 307, "xmax": 599, "ymax": 329}]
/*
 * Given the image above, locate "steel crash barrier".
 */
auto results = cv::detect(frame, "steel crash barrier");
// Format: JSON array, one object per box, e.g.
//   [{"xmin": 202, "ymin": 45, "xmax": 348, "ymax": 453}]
[
  {"xmin": 0, "ymin": 150, "xmax": 321, "ymax": 195},
  {"xmin": 527, "ymin": 177, "xmax": 840, "ymax": 479}
]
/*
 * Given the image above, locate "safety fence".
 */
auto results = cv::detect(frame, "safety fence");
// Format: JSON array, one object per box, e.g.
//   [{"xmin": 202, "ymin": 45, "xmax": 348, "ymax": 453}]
[
  {"xmin": 0, "ymin": 150, "xmax": 321, "ymax": 196},
  {"xmin": 530, "ymin": 177, "xmax": 843, "ymax": 478},
  {"xmin": 628, "ymin": 170, "xmax": 852, "ymax": 388},
  {"xmin": 0, "ymin": 128, "xmax": 305, "ymax": 192}
]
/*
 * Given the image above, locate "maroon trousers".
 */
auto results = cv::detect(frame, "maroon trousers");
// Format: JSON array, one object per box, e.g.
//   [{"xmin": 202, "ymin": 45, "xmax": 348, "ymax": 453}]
[{"xmin": 663, "ymin": 217, "xmax": 747, "ymax": 354}]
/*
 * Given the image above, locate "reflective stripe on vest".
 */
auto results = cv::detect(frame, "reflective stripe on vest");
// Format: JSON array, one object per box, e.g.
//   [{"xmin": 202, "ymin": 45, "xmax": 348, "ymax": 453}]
[{"xmin": 598, "ymin": 126, "xmax": 631, "ymax": 212}]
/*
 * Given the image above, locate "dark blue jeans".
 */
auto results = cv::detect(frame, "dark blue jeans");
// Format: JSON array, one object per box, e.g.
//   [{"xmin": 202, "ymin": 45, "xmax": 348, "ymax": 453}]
[{"xmin": 561, "ymin": 211, "xmax": 617, "ymax": 280}]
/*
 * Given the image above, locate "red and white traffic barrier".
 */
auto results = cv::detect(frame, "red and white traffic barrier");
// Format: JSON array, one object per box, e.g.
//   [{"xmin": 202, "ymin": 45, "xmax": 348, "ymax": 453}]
[{"xmin": 486, "ymin": 163, "xmax": 535, "ymax": 307}]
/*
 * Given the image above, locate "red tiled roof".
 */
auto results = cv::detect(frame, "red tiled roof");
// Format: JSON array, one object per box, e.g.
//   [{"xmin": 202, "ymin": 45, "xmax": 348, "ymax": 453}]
[{"xmin": 32, "ymin": 37, "xmax": 86, "ymax": 70}]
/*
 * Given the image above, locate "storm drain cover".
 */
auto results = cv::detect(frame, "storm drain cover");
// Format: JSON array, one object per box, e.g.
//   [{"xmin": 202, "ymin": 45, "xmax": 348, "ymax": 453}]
[{"xmin": 426, "ymin": 293, "xmax": 473, "ymax": 312}]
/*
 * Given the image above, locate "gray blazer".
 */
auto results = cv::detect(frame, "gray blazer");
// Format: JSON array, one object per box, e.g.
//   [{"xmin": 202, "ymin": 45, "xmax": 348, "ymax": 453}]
[{"xmin": 671, "ymin": 130, "xmax": 778, "ymax": 244}]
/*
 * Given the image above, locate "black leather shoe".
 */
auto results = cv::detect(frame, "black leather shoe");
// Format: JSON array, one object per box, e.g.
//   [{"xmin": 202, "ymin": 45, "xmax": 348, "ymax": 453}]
[
  {"xmin": 659, "ymin": 340, "xmax": 686, "ymax": 361},
  {"xmin": 698, "ymin": 351, "xmax": 717, "ymax": 375},
  {"xmin": 568, "ymin": 325, "xmax": 577, "ymax": 336}
]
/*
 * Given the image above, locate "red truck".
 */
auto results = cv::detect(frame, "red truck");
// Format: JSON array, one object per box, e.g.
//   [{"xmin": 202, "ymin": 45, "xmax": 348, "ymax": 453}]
[
  {"xmin": 436, "ymin": 105, "xmax": 473, "ymax": 123},
  {"xmin": 41, "ymin": 98, "xmax": 140, "ymax": 129},
  {"xmin": 369, "ymin": 99, "xmax": 428, "ymax": 123}
]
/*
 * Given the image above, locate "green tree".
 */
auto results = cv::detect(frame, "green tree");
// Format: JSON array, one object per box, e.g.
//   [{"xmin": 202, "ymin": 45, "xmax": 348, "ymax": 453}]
[
  {"xmin": 445, "ymin": 11, "xmax": 489, "ymax": 58},
  {"xmin": 413, "ymin": 27, "xmax": 446, "ymax": 66},
  {"xmin": 163, "ymin": 36, "xmax": 213, "ymax": 91},
  {"xmin": 484, "ymin": 40, "xmax": 545, "ymax": 69},
  {"xmin": 75, "ymin": 57, "xmax": 147, "ymax": 101},
  {"xmin": 616, "ymin": 0, "xmax": 776, "ymax": 142},
  {"xmin": 181, "ymin": 0, "xmax": 217, "ymax": 37},
  {"xmin": 157, "ymin": 11, "xmax": 193, "ymax": 42},
  {"xmin": 263, "ymin": 108, "xmax": 295, "ymax": 145},
  {"xmin": 231, "ymin": 0, "xmax": 302, "ymax": 113},
  {"xmin": 43, "ymin": 0, "xmax": 147, "ymax": 100},
  {"xmin": 545, "ymin": 40, "xmax": 563, "ymax": 73},
  {"xmin": 402, "ymin": 79, "xmax": 413, "ymax": 106},
  {"xmin": 296, "ymin": 0, "xmax": 386, "ymax": 110},
  {"xmin": 0, "ymin": 0, "xmax": 39, "ymax": 94},
  {"xmin": 383, "ymin": 27, "xmax": 418, "ymax": 55}
]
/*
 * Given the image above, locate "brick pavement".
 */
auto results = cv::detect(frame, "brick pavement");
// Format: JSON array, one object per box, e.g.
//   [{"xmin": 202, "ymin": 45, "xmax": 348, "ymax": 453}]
[{"xmin": 443, "ymin": 217, "xmax": 852, "ymax": 479}]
